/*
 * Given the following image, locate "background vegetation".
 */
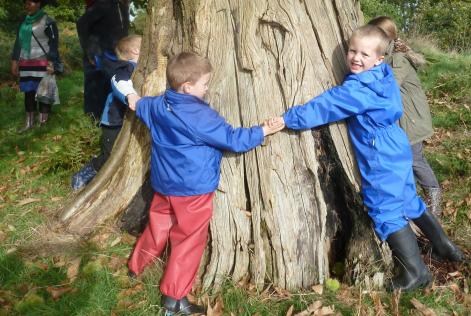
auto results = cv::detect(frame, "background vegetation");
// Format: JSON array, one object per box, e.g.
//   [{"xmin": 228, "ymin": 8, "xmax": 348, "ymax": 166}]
[{"xmin": 0, "ymin": 1, "xmax": 470, "ymax": 315}]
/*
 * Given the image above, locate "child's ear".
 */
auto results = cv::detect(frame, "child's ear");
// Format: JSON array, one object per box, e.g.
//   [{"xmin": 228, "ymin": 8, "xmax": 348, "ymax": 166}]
[
  {"xmin": 182, "ymin": 82, "xmax": 192, "ymax": 94},
  {"xmin": 374, "ymin": 55, "xmax": 385, "ymax": 66}
]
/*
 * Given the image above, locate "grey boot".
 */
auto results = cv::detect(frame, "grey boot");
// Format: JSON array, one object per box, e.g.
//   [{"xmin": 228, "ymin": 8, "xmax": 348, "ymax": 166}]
[
  {"xmin": 423, "ymin": 187, "xmax": 442, "ymax": 216},
  {"xmin": 18, "ymin": 112, "xmax": 34, "ymax": 133}
]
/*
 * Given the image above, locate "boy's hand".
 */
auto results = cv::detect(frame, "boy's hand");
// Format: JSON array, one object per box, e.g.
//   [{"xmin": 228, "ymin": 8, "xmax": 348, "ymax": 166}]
[
  {"xmin": 262, "ymin": 117, "xmax": 285, "ymax": 136},
  {"xmin": 127, "ymin": 93, "xmax": 141, "ymax": 111},
  {"xmin": 11, "ymin": 60, "xmax": 18, "ymax": 77}
]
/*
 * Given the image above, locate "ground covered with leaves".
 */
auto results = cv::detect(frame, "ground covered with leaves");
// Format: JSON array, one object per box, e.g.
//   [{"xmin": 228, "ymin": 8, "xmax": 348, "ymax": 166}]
[{"xmin": 1, "ymin": 46, "xmax": 470, "ymax": 315}]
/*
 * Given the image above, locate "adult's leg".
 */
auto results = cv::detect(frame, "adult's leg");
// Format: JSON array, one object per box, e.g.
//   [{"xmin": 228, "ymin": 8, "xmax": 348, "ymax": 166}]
[
  {"xmin": 411, "ymin": 142, "xmax": 442, "ymax": 216},
  {"xmin": 83, "ymin": 59, "xmax": 109, "ymax": 120},
  {"xmin": 159, "ymin": 193, "xmax": 214, "ymax": 300},
  {"xmin": 128, "ymin": 193, "xmax": 176, "ymax": 275}
]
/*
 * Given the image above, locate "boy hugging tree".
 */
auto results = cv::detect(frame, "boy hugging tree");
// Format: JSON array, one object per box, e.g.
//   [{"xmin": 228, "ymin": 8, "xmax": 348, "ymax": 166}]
[
  {"xmin": 272, "ymin": 25, "xmax": 462, "ymax": 292},
  {"xmin": 121, "ymin": 52, "xmax": 284, "ymax": 315}
]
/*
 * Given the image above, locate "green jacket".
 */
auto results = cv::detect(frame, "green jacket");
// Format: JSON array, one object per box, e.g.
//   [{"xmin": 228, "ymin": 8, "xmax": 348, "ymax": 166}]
[{"xmin": 386, "ymin": 51, "xmax": 434, "ymax": 145}]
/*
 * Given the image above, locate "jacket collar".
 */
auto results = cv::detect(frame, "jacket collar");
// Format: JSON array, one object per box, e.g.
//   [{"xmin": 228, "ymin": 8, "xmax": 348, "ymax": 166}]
[
  {"xmin": 347, "ymin": 63, "xmax": 394, "ymax": 97},
  {"xmin": 164, "ymin": 89, "xmax": 207, "ymax": 106}
]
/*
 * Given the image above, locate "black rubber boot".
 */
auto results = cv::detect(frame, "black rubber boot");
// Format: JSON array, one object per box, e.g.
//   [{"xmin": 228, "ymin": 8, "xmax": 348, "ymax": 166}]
[
  {"xmin": 413, "ymin": 210, "xmax": 463, "ymax": 262},
  {"xmin": 161, "ymin": 295, "xmax": 205, "ymax": 315},
  {"xmin": 386, "ymin": 225, "xmax": 432, "ymax": 291}
]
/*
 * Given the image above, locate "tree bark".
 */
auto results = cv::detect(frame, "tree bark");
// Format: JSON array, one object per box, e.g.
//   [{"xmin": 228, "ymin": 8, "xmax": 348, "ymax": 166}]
[{"xmin": 60, "ymin": 0, "xmax": 390, "ymax": 291}]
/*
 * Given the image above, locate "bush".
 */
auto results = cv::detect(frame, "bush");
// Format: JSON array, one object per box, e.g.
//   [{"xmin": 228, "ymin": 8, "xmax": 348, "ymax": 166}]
[
  {"xmin": 360, "ymin": 0, "xmax": 406, "ymax": 31},
  {"xmin": 413, "ymin": 1, "xmax": 471, "ymax": 52}
]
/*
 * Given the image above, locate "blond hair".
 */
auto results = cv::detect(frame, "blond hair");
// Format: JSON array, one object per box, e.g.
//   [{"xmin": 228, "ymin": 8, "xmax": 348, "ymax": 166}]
[
  {"xmin": 115, "ymin": 35, "xmax": 142, "ymax": 60},
  {"xmin": 349, "ymin": 25, "xmax": 390, "ymax": 55},
  {"xmin": 368, "ymin": 16, "xmax": 398, "ymax": 41},
  {"xmin": 166, "ymin": 52, "xmax": 213, "ymax": 90}
]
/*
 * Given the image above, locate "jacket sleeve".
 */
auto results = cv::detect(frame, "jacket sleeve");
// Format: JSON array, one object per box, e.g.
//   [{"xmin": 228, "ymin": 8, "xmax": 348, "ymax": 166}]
[
  {"xmin": 283, "ymin": 80, "xmax": 376, "ymax": 130},
  {"xmin": 45, "ymin": 18, "xmax": 59, "ymax": 62},
  {"xmin": 76, "ymin": 4, "xmax": 105, "ymax": 59},
  {"xmin": 192, "ymin": 108, "xmax": 264, "ymax": 153},
  {"xmin": 135, "ymin": 96, "xmax": 155, "ymax": 129},
  {"xmin": 111, "ymin": 69, "xmax": 137, "ymax": 105}
]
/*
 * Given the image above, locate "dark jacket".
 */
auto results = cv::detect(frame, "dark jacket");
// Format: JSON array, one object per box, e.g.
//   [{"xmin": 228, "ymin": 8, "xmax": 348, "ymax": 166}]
[
  {"xmin": 76, "ymin": 0, "xmax": 129, "ymax": 60},
  {"xmin": 100, "ymin": 53, "xmax": 135, "ymax": 127},
  {"xmin": 11, "ymin": 15, "xmax": 59, "ymax": 63}
]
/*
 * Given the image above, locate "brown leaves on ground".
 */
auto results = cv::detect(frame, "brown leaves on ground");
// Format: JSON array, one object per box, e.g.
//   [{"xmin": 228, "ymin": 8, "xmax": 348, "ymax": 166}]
[
  {"xmin": 410, "ymin": 298, "xmax": 437, "ymax": 316},
  {"xmin": 46, "ymin": 286, "xmax": 75, "ymax": 300},
  {"xmin": 287, "ymin": 300, "xmax": 335, "ymax": 316}
]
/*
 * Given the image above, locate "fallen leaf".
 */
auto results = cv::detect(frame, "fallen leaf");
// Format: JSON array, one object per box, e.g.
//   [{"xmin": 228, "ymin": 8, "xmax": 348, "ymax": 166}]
[
  {"xmin": 51, "ymin": 197, "xmax": 62, "ymax": 202},
  {"xmin": 370, "ymin": 292, "xmax": 386, "ymax": 316},
  {"xmin": 312, "ymin": 284, "xmax": 323, "ymax": 295},
  {"xmin": 206, "ymin": 296, "xmax": 224, "ymax": 316},
  {"xmin": 67, "ymin": 258, "xmax": 81, "ymax": 282},
  {"xmin": 110, "ymin": 237, "xmax": 121, "ymax": 247},
  {"xmin": 285, "ymin": 305, "xmax": 294, "ymax": 316},
  {"xmin": 317, "ymin": 305, "xmax": 335, "ymax": 315},
  {"xmin": 410, "ymin": 298, "xmax": 436, "ymax": 316},
  {"xmin": 0, "ymin": 230, "xmax": 6, "ymax": 242},
  {"xmin": 391, "ymin": 290, "xmax": 401, "ymax": 316},
  {"xmin": 17, "ymin": 197, "xmax": 41, "ymax": 206},
  {"xmin": 46, "ymin": 286, "xmax": 73, "ymax": 300}
]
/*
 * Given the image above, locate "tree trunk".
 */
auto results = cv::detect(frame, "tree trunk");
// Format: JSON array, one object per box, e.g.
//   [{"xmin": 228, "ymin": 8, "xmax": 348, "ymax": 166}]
[{"xmin": 59, "ymin": 0, "xmax": 390, "ymax": 291}]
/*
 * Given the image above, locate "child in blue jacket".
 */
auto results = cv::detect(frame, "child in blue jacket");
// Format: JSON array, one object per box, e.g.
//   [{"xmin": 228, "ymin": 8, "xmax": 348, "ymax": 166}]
[
  {"xmin": 123, "ymin": 52, "xmax": 283, "ymax": 314},
  {"xmin": 71, "ymin": 35, "xmax": 141, "ymax": 190},
  {"xmin": 273, "ymin": 25, "xmax": 462, "ymax": 291}
]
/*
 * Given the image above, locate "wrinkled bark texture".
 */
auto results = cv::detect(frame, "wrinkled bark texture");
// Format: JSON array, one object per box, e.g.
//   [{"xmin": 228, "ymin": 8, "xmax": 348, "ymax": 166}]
[{"xmin": 60, "ymin": 0, "xmax": 390, "ymax": 291}]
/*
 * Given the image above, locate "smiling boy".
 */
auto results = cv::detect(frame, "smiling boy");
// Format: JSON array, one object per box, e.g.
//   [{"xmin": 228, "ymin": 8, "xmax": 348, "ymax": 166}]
[{"xmin": 271, "ymin": 25, "xmax": 462, "ymax": 291}]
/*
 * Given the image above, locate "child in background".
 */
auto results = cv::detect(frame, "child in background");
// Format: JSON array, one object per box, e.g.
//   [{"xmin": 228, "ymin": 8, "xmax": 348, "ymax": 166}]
[
  {"xmin": 71, "ymin": 35, "xmax": 141, "ymax": 190},
  {"xmin": 124, "ymin": 52, "xmax": 284, "ymax": 314},
  {"xmin": 272, "ymin": 25, "xmax": 462, "ymax": 291},
  {"xmin": 368, "ymin": 16, "xmax": 442, "ymax": 216}
]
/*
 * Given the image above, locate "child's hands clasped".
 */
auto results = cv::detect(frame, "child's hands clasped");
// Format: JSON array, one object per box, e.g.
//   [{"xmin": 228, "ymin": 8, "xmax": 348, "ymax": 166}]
[
  {"xmin": 262, "ymin": 116, "xmax": 285, "ymax": 136},
  {"xmin": 127, "ymin": 93, "xmax": 141, "ymax": 111}
]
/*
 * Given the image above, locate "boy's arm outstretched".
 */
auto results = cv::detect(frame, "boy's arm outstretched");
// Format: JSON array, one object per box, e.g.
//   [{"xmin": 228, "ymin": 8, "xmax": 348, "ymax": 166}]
[
  {"xmin": 191, "ymin": 109, "xmax": 284, "ymax": 153},
  {"xmin": 282, "ymin": 82, "xmax": 377, "ymax": 130}
]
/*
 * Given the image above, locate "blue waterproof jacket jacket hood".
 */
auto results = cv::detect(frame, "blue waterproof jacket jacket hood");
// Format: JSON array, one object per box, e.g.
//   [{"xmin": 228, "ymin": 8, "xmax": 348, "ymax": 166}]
[
  {"xmin": 283, "ymin": 63, "xmax": 427, "ymax": 240},
  {"xmin": 136, "ymin": 89, "xmax": 264, "ymax": 196}
]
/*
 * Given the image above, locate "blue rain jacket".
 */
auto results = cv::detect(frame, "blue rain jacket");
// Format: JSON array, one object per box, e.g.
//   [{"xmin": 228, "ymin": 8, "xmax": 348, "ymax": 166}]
[
  {"xmin": 283, "ymin": 63, "xmax": 426, "ymax": 240},
  {"xmin": 136, "ymin": 89, "xmax": 264, "ymax": 196}
]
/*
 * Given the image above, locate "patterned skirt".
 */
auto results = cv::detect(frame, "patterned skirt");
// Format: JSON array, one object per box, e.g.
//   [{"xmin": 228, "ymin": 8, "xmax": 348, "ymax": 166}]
[{"xmin": 18, "ymin": 59, "xmax": 48, "ymax": 92}]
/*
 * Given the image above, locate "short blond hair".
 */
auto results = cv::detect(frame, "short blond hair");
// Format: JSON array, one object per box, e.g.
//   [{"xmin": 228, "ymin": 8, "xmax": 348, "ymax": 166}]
[
  {"xmin": 166, "ymin": 52, "xmax": 213, "ymax": 90},
  {"xmin": 368, "ymin": 16, "xmax": 398, "ymax": 41},
  {"xmin": 115, "ymin": 35, "xmax": 142, "ymax": 60},
  {"xmin": 349, "ymin": 25, "xmax": 390, "ymax": 55}
]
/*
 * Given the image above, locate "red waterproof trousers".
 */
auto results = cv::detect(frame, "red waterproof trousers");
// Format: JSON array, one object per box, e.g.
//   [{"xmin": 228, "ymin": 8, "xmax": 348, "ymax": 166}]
[{"xmin": 128, "ymin": 192, "xmax": 214, "ymax": 300}]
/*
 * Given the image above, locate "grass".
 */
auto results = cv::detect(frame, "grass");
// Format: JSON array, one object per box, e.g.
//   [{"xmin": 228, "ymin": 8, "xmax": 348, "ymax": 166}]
[{"xmin": 0, "ymin": 38, "xmax": 470, "ymax": 315}]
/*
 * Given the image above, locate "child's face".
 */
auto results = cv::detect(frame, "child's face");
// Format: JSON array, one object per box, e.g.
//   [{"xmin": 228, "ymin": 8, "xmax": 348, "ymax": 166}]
[
  {"xmin": 347, "ymin": 36, "xmax": 384, "ymax": 74},
  {"xmin": 128, "ymin": 39, "xmax": 142, "ymax": 63},
  {"xmin": 182, "ymin": 72, "xmax": 211, "ymax": 99}
]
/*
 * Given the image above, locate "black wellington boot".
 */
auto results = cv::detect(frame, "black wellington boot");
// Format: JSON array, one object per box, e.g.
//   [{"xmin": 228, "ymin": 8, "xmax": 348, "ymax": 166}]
[
  {"xmin": 386, "ymin": 225, "xmax": 432, "ymax": 291},
  {"xmin": 413, "ymin": 210, "xmax": 463, "ymax": 262},
  {"xmin": 161, "ymin": 295, "xmax": 205, "ymax": 315}
]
